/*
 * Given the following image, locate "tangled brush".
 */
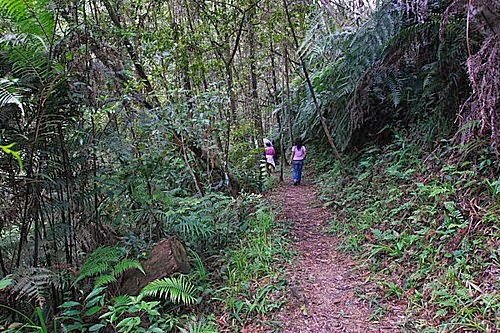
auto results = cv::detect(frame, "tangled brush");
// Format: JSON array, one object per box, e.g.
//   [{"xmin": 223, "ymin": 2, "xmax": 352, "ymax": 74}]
[{"xmin": 441, "ymin": 0, "xmax": 500, "ymax": 153}]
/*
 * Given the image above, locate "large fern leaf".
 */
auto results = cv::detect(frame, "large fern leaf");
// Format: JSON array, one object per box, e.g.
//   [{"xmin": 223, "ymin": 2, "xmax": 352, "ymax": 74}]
[
  {"xmin": 75, "ymin": 246, "xmax": 124, "ymax": 283},
  {"xmin": 0, "ymin": 0, "xmax": 55, "ymax": 39},
  {"xmin": 178, "ymin": 321, "xmax": 218, "ymax": 333},
  {"xmin": 140, "ymin": 276, "xmax": 196, "ymax": 305},
  {"xmin": 111, "ymin": 258, "xmax": 144, "ymax": 278},
  {"xmin": 9, "ymin": 267, "xmax": 59, "ymax": 305}
]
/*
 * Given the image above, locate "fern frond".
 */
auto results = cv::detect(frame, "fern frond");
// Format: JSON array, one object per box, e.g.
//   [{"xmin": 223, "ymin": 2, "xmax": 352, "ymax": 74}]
[
  {"xmin": 75, "ymin": 246, "xmax": 125, "ymax": 283},
  {"xmin": 174, "ymin": 217, "xmax": 214, "ymax": 240},
  {"xmin": 140, "ymin": 276, "xmax": 196, "ymax": 305},
  {"xmin": 76, "ymin": 262, "xmax": 109, "ymax": 283},
  {"xmin": 94, "ymin": 274, "xmax": 117, "ymax": 288},
  {"xmin": 112, "ymin": 259, "xmax": 144, "ymax": 278},
  {"xmin": 111, "ymin": 295, "xmax": 133, "ymax": 307},
  {"xmin": 444, "ymin": 201, "xmax": 466, "ymax": 225},
  {"xmin": 10, "ymin": 268, "xmax": 58, "ymax": 305},
  {"xmin": 0, "ymin": 78, "xmax": 23, "ymax": 111},
  {"xmin": 84, "ymin": 286, "xmax": 107, "ymax": 302},
  {"xmin": 0, "ymin": 0, "xmax": 55, "ymax": 39}
]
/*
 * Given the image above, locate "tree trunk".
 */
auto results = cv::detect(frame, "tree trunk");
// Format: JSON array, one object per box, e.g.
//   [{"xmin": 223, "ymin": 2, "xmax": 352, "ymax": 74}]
[
  {"xmin": 283, "ymin": 0, "xmax": 342, "ymax": 160},
  {"xmin": 248, "ymin": 3, "xmax": 263, "ymax": 139}
]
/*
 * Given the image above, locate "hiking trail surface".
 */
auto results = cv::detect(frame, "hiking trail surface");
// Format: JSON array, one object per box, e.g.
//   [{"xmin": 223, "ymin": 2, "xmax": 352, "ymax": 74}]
[{"xmin": 272, "ymin": 174, "xmax": 405, "ymax": 333}]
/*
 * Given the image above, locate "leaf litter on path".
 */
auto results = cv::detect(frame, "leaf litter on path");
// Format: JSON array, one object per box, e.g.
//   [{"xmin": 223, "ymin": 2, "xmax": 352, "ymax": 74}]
[{"xmin": 271, "ymin": 179, "xmax": 405, "ymax": 333}]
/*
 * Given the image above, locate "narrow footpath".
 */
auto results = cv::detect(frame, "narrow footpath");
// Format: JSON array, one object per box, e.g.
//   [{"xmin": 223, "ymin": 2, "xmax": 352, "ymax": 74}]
[{"xmin": 273, "ymin": 177, "xmax": 403, "ymax": 332}]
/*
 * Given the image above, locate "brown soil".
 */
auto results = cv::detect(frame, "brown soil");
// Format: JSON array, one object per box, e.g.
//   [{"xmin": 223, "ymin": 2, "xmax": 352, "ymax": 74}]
[{"xmin": 272, "ymin": 176, "xmax": 404, "ymax": 333}]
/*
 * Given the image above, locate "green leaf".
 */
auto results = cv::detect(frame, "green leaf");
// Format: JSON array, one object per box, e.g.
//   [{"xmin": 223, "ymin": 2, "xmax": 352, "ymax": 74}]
[
  {"xmin": 88, "ymin": 324, "xmax": 106, "ymax": 332},
  {"xmin": 83, "ymin": 305, "xmax": 101, "ymax": 317},
  {"xmin": 0, "ymin": 277, "xmax": 13, "ymax": 290},
  {"xmin": 63, "ymin": 323, "xmax": 86, "ymax": 332},
  {"xmin": 89, "ymin": 324, "xmax": 106, "ymax": 332},
  {"xmin": 61, "ymin": 309, "xmax": 82, "ymax": 317},
  {"xmin": 94, "ymin": 274, "xmax": 117, "ymax": 287},
  {"xmin": 85, "ymin": 287, "xmax": 107, "ymax": 302},
  {"xmin": 0, "ymin": 0, "xmax": 55, "ymax": 38},
  {"xmin": 59, "ymin": 301, "xmax": 81, "ymax": 308},
  {"xmin": 116, "ymin": 316, "xmax": 141, "ymax": 330},
  {"xmin": 86, "ymin": 294, "xmax": 105, "ymax": 308},
  {"xmin": 112, "ymin": 259, "xmax": 144, "ymax": 278},
  {"xmin": 0, "ymin": 143, "xmax": 23, "ymax": 170},
  {"xmin": 140, "ymin": 276, "xmax": 196, "ymax": 305}
]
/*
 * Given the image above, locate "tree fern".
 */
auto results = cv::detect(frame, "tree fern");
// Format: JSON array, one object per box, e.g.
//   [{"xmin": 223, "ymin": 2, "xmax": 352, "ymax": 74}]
[
  {"xmin": 287, "ymin": 1, "xmax": 405, "ymax": 150},
  {"xmin": 140, "ymin": 276, "xmax": 196, "ymax": 305}
]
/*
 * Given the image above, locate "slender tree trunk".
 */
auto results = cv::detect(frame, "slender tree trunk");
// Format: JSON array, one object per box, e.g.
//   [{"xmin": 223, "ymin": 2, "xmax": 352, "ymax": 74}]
[
  {"xmin": 248, "ymin": 3, "xmax": 263, "ymax": 139},
  {"xmin": 102, "ymin": 0, "xmax": 159, "ymax": 108},
  {"xmin": 284, "ymin": 43, "xmax": 293, "ymax": 154},
  {"xmin": 0, "ymin": 247, "xmax": 7, "ymax": 275},
  {"xmin": 283, "ymin": 0, "xmax": 342, "ymax": 160},
  {"xmin": 180, "ymin": 135, "xmax": 205, "ymax": 195},
  {"xmin": 225, "ymin": 60, "xmax": 237, "ymax": 124}
]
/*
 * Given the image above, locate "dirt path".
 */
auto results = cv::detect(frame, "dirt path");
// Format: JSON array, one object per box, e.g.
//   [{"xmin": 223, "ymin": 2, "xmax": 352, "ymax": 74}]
[{"xmin": 273, "ymin": 177, "xmax": 403, "ymax": 333}]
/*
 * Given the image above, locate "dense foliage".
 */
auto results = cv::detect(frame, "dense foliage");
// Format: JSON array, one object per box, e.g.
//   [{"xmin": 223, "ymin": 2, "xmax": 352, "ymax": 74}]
[
  {"xmin": 0, "ymin": 0, "xmax": 305, "ymax": 330},
  {"xmin": 283, "ymin": 0, "xmax": 499, "ymax": 153},
  {"xmin": 0, "ymin": 0, "xmax": 498, "ymax": 331}
]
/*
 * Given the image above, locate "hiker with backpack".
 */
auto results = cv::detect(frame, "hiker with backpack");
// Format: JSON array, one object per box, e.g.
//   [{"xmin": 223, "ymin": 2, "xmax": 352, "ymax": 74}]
[{"xmin": 290, "ymin": 139, "xmax": 306, "ymax": 185}]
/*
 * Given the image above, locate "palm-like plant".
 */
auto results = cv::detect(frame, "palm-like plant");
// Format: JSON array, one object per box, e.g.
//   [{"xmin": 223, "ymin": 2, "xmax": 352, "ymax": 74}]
[{"xmin": 0, "ymin": 0, "xmax": 80, "ymax": 280}]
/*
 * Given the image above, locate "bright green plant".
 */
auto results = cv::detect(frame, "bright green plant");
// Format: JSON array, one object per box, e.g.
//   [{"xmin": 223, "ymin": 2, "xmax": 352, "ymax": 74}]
[
  {"xmin": 58, "ymin": 287, "xmax": 107, "ymax": 332},
  {"xmin": 214, "ymin": 209, "xmax": 289, "ymax": 327},
  {"xmin": 0, "ymin": 143, "xmax": 23, "ymax": 170},
  {"xmin": 59, "ymin": 275, "xmax": 197, "ymax": 332},
  {"xmin": 140, "ymin": 275, "xmax": 196, "ymax": 305},
  {"xmin": 178, "ymin": 319, "xmax": 218, "ymax": 333},
  {"xmin": 75, "ymin": 246, "xmax": 144, "ymax": 287}
]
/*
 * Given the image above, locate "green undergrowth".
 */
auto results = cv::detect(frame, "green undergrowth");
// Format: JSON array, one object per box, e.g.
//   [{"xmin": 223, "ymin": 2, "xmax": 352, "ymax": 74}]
[
  {"xmin": 0, "ymin": 192, "xmax": 289, "ymax": 333},
  {"xmin": 315, "ymin": 136, "xmax": 499, "ymax": 332},
  {"xmin": 208, "ymin": 204, "xmax": 290, "ymax": 331}
]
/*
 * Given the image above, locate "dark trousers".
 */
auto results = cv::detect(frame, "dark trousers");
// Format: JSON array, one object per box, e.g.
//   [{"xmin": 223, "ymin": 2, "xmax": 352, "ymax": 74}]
[{"xmin": 292, "ymin": 160, "xmax": 304, "ymax": 183}]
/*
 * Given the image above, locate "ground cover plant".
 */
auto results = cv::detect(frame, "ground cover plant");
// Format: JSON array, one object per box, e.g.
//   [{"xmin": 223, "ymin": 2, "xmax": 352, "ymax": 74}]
[{"xmin": 316, "ymin": 136, "xmax": 499, "ymax": 331}]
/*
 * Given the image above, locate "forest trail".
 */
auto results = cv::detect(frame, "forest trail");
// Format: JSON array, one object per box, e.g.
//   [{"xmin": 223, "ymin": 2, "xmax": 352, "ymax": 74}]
[{"xmin": 273, "ymin": 177, "xmax": 403, "ymax": 333}]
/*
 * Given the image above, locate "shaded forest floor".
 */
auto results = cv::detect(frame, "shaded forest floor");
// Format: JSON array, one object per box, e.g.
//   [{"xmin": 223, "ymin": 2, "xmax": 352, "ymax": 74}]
[{"xmin": 269, "ymin": 174, "xmax": 405, "ymax": 332}]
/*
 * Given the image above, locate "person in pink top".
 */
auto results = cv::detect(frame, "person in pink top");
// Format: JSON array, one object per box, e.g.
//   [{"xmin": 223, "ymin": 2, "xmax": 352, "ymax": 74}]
[
  {"xmin": 264, "ymin": 141, "xmax": 276, "ymax": 172},
  {"xmin": 290, "ymin": 138, "xmax": 306, "ymax": 185}
]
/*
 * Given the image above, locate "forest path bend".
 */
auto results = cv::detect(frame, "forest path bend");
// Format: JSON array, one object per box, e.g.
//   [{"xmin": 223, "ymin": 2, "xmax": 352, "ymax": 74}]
[{"xmin": 273, "ymin": 179, "xmax": 402, "ymax": 333}]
